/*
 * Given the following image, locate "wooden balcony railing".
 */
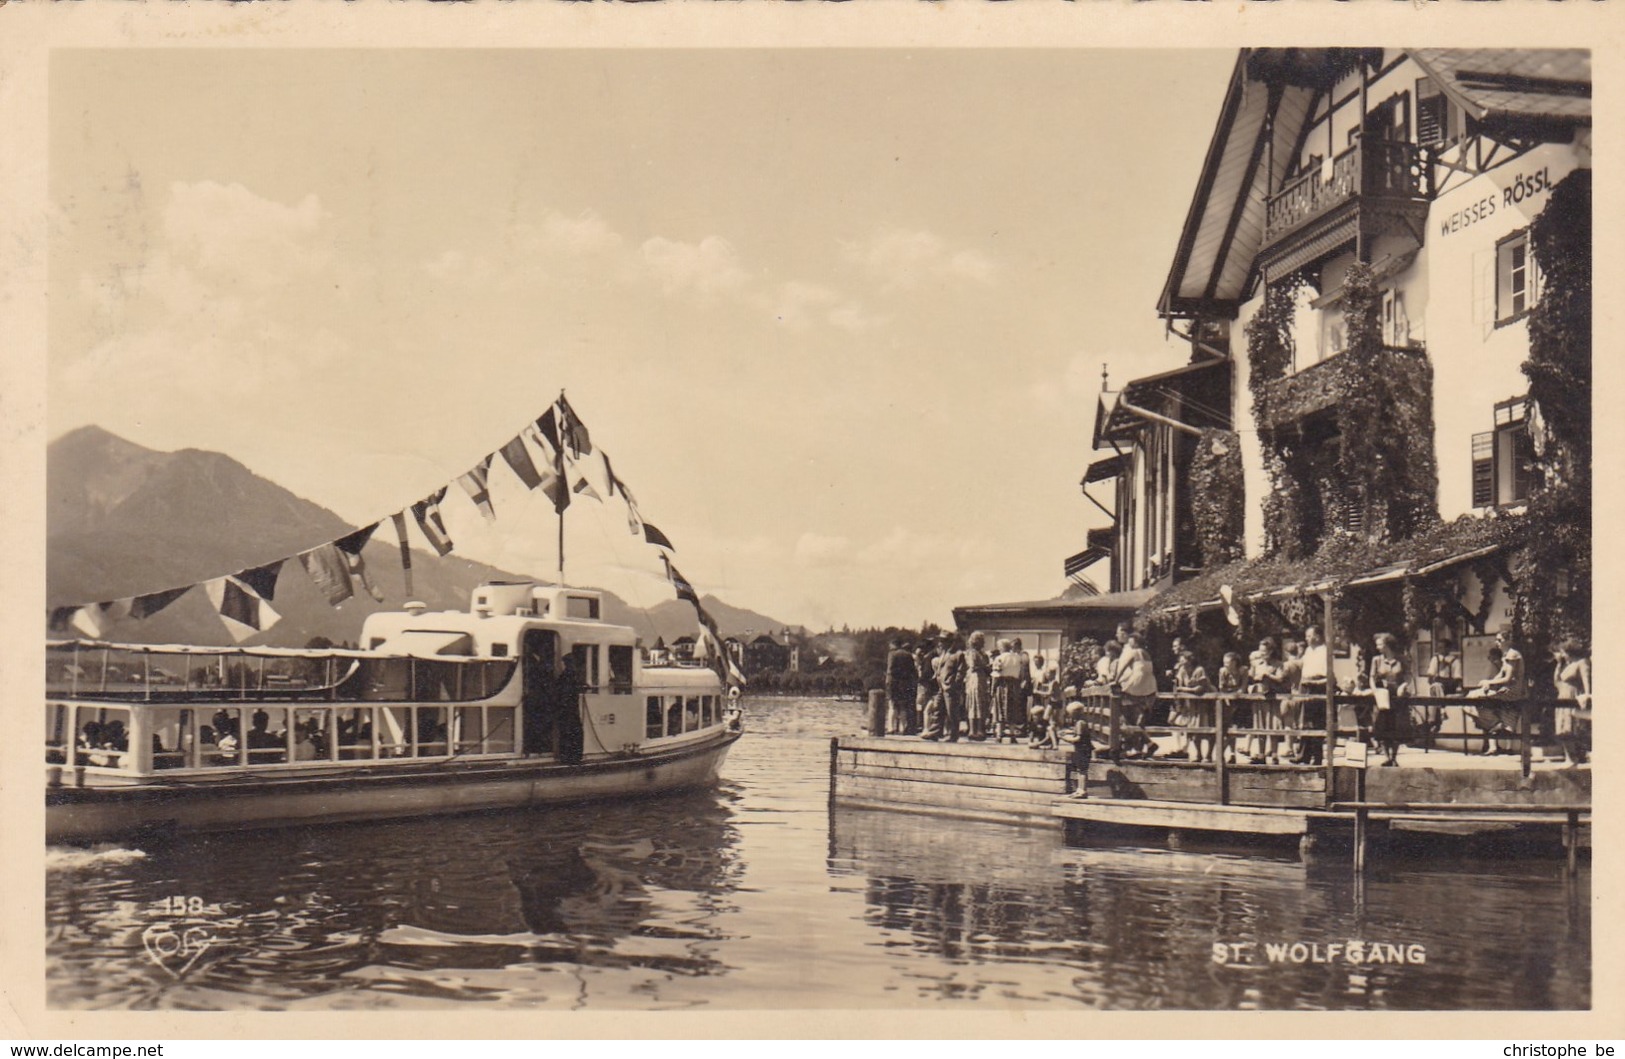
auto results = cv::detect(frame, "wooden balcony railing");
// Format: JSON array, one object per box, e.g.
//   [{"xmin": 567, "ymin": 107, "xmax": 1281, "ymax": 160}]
[{"xmin": 1263, "ymin": 140, "xmax": 1432, "ymax": 248}]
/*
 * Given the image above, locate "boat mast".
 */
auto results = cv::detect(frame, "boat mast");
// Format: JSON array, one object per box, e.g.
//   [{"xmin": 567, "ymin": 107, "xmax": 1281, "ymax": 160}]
[{"xmin": 557, "ymin": 389, "xmax": 567, "ymax": 583}]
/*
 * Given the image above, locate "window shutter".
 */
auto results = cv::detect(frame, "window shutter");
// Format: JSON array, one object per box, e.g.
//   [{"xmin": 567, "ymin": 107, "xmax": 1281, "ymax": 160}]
[
  {"xmin": 1471, "ymin": 432, "xmax": 1495, "ymax": 508},
  {"xmin": 1416, "ymin": 78, "xmax": 1447, "ymax": 147}
]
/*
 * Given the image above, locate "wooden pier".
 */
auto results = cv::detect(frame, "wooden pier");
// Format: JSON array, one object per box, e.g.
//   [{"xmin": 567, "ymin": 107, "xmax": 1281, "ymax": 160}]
[{"xmin": 831, "ymin": 731, "xmax": 1591, "ymax": 868}]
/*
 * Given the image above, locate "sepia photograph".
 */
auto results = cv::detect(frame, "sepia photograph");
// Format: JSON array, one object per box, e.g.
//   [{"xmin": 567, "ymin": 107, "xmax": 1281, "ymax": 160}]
[{"xmin": 2, "ymin": 7, "xmax": 1615, "ymax": 1038}]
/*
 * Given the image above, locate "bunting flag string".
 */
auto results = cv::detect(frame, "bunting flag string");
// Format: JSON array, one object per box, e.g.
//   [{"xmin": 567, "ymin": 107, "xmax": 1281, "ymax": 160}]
[
  {"xmin": 48, "ymin": 391, "xmax": 732, "ymax": 655},
  {"xmin": 411, "ymin": 487, "xmax": 455, "ymax": 557}
]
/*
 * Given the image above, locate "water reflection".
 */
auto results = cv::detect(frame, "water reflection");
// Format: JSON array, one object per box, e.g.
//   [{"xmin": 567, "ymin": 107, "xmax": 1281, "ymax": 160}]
[
  {"xmin": 828, "ymin": 805, "xmax": 1589, "ymax": 1009},
  {"xmin": 47, "ymin": 790, "xmax": 745, "ymax": 1009}
]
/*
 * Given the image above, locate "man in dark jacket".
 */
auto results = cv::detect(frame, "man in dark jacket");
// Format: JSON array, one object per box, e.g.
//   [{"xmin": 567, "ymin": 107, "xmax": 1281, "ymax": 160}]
[{"xmin": 886, "ymin": 638, "xmax": 920, "ymax": 735}]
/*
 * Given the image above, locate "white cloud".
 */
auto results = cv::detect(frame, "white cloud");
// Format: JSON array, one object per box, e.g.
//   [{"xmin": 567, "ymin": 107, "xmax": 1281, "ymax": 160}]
[
  {"xmin": 639, "ymin": 235, "xmax": 749, "ymax": 299},
  {"xmin": 842, "ymin": 227, "xmax": 1000, "ymax": 291},
  {"xmin": 794, "ymin": 531, "xmax": 851, "ymax": 568}
]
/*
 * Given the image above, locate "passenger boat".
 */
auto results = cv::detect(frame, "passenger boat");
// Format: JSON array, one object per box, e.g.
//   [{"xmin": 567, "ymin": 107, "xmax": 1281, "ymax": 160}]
[{"xmin": 46, "ymin": 581, "xmax": 740, "ymax": 843}]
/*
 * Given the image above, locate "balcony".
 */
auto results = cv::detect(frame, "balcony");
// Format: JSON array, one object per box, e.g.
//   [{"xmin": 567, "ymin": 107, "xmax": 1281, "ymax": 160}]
[
  {"xmin": 1263, "ymin": 140, "xmax": 1432, "ymax": 252},
  {"xmin": 1259, "ymin": 342, "xmax": 1428, "ymax": 433}
]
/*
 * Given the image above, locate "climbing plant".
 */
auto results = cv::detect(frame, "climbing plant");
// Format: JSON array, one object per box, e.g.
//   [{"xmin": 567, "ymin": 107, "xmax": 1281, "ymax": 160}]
[
  {"xmin": 1188, "ymin": 428, "xmax": 1244, "ymax": 567},
  {"xmin": 1245, "ymin": 277, "xmax": 1307, "ymax": 557}
]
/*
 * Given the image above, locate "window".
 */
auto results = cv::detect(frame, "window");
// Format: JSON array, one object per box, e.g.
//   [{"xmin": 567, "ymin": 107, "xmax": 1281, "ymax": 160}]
[
  {"xmin": 566, "ymin": 595, "xmax": 600, "ymax": 620},
  {"xmin": 1380, "ymin": 288, "xmax": 1410, "ymax": 347},
  {"xmin": 646, "ymin": 696, "xmax": 664, "ymax": 739},
  {"xmin": 1416, "ymin": 77, "xmax": 1464, "ymax": 149},
  {"xmin": 1471, "ymin": 397, "xmax": 1536, "ymax": 509},
  {"xmin": 570, "ymin": 643, "xmax": 600, "ymax": 690},
  {"xmin": 608, "ymin": 645, "xmax": 634, "ymax": 694},
  {"xmin": 1495, "ymin": 229, "xmax": 1541, "ymax": 326}
]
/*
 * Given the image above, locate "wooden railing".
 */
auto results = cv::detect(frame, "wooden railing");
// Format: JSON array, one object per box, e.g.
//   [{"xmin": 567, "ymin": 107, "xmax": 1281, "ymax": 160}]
[
  {"xmin": 1263, "ymin": 139, "xmax": 1431, "ymax": 247},
  {"xmin": 1070, "ymin": 691, "xmax": 1579, "ymax": 805}
]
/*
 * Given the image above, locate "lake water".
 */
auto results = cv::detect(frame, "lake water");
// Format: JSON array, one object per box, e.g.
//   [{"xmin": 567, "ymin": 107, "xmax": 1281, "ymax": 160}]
[{"xmin": 45, "ymin": 696, "xmax": 1590, "ymax": 1010}]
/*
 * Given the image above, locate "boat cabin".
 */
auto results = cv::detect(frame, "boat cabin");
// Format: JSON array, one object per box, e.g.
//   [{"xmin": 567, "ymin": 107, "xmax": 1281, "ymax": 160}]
[{"xmin": 46, "ymin": 581, "xmax": 728, "ymax": 785}]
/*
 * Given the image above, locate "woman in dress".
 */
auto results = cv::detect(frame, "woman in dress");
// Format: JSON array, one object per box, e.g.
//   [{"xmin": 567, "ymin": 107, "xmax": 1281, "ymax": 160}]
[
  {"xmin": 1367, "ymin": 632, "xmax": 1412, "ymax": 767},
  {"xmin": 1247, "ymin": 636, "xmax": 1287, "ymax": 764},
  {"xmin": 1216, "ymin": 652, "xmax": 1247, "ymax": 765},
  {"xmin": 964, "ymin": 631, "xmax": 993, "ymax": 741},
  {"xmin": 1171, "ymin": 649, "xmax": 1213, "ymax": 762}
]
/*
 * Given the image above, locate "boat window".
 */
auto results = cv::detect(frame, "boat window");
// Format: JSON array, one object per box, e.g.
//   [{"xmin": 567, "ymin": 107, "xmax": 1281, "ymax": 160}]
[
  {"xmin": 491, "ymin": 643, "xmax": 509, "ymax": 658},
  {"xmin": 203, "ymin": 708, "xmax": 245, "ymax": 766},
  {"xmin": 245, "ymin": 707, "xmax": 290, "ymax": 765},
  {"xmin": 684, "ymin": 696, "xmax": 701, "ymax": 733},
  {"xmin": 292, "ymin": 709, "xmax": 332, "ymax": 762},
  {"xmin": 646, "ymin": 696, "xmax": 664, "ymax": 739},
  {"xmin": 378, "ymin": 705, "xmax": 413, "ymax": 758},
  {"xmin": 416, "ymin": 706, "xmax": 449, "ymax": 757},
  {"xmin": 362, "ymin": 658, "xmax": 412, "ymax": 701},
  {"xmin": 702, "ymin": 695, "xmax": 715, "ymax": 727},
  {"xmin": 571, "ymin": 644, "xmax": 600, "ymax": 690},
  {"xmin": 565, "ymin": 595, "xmax": 600, "ymax": 620},
  {"xmin": 150, "ymin": 708, "xmax": 197, "ymax": 770},
  {"xmin": 74, "ymin": 706, "xmax": 131, "ymax": 768},
  {"xmin": 608, "ymin": 645, "xmax": 634, "ymax": 695},
  {"xmin": 666, "ymin": 696, "xmax": 683, "ymax": 737},
  {"xmin": 337, "ymin": 707, "xmax": 375, "ymax": 760},
  {"xmin": 46, "ymin": 704, "xmax": 70, "ymax": 765},
  {"xmin": 485, "ymin": 706, "xmax": 516, "ymax": 754},
  {"xmin": 455, "ymin": 706, "xmax": 485, "ymax": 754}
]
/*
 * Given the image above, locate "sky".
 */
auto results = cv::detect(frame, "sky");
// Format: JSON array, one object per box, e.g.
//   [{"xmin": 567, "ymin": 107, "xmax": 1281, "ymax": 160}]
[{"xmin": 48, "ymin": 48, "xmax": 1235, "ymax": 631}]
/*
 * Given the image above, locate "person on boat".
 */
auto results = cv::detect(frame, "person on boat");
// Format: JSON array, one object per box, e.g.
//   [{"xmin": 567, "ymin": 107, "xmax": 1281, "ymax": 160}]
[
  {"xmin": 964, "ymin": 632, "xmax": 993, "ymax": 741},
  {"xmin": 885, "ymin": 638, "xmax": 919, "ymax": 736},
  {"xmin": 1553, "ymin": 638, "xmax": 1591, "ymax": 767},
  {"xmin": 1468, "ymin": 630, "xmax": 1526, "ymax": 754},
  {"xmin": 555, "ymin": 654, "xmax": 586, "ymax": 765},
  {"xmin": 1292, "ymin": 626, "xmax": 1330, "ymax": 766},
  {"xmin": 1168, "ymin": 649, "xmax": 1212, "ymax": 762},
  {"xmin": 1216, "ymin": 651, "xmax": 1247, "ymax": 765},
  {"xmin": 1117, "ymin": 633, "xmax": 1159, "ymax": 759},
  {"xmin": 1367, "ymin": 632, "xmax": 1413, "ymax": 768},
  {"xmin": 1247, "ymin": 636, "xmax": 1287, "ymax": 764}
]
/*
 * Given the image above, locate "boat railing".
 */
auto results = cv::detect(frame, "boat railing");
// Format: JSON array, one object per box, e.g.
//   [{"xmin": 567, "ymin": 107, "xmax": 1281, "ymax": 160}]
[
  {"xmin": 1075, "ymin": 691, "xmax": 1580, "ymax": 795},
  {"xmin": 46, "ymin": 641, "xmax": 518, "ymax": 705}
]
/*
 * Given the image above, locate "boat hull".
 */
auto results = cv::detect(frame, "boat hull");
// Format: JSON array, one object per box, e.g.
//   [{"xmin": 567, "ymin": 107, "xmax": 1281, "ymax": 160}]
[{"xmin": 47, "ymin": 731, "xmax": 740, "ymax": 844}]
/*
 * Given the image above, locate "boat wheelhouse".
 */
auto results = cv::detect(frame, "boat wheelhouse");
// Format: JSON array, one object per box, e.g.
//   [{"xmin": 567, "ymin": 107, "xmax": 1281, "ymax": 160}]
[{"xmin": 46, "ymin": 582, "xmax": 739, "ymax": 843}]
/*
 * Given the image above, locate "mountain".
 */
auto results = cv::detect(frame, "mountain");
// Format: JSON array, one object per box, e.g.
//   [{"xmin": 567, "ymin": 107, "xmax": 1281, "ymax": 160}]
[{"xmin": 46, "ymin": 426, "xmax": 791, "ymax": 647}]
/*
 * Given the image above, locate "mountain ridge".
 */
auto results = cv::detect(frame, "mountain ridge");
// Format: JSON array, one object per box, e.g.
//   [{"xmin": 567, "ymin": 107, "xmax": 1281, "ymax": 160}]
[{"xmin": 47, "ymin": 426, "xmax": 791, "ymax": 646}]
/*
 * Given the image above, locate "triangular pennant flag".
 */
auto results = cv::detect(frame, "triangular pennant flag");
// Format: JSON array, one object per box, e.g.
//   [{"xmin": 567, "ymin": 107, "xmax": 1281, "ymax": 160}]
[
  {"xmin": 601, "ymin": 451, "xmax": 618, "ymax": 498},
  {"xmin": 233, "ymin": 560, "xmax": 284, "ymax": 603},
  {"xmin": 299, "ymin": 543, "xmax": 355, "ymax": 607},
  {"xmin": 392, "ymin": 512, "xmax": 415, "ymax": 599},
  {"xmin": 557, "ymin": 394, "xmax": 593, "ymax": 458},
  {"xmin": 204, "ymin": 577, "xmax": 281, "ymax": 643},
  {"xmin": 457, "ymin": 455, "xmax": 497, "ymax": 521},
  {"xmin": 334, "ymin": 523, "xmax": 385, "ymax": 603},
  {"xmin": 535, "ymin": 407, "xmax": 562, "ymax": 455},
  {"xmin": 572, "ymin": 476, "xmax": 601, "ymax": 501},
  {"xmin": 71, "ymin": 599, "xmax": 132, "ymax": 640},
  {"xmin": 499, "ymin": 435, "xmax": 545, "ymax": 490},
  {"xmin": 661, "ymin": 554, "xmax": 700, "ymax": 607},
  {"xmin": 130, "ymin": 586, "xmax": 190, "ymax": 620},
  {"xmin": 411, "ymin": 487, "xmax": 455, "ymax": 556},
  {"xmin": 643, "ymin": 522, "xmax": 676, "ymax": 551},
  {"xmin": 618, "ymin": 479, "xmax": 643, "ymax": 536}
]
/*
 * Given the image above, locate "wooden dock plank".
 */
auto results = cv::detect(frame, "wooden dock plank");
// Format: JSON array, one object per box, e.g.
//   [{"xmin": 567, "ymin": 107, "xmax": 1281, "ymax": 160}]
[
  {"xmin": 1051, "ymin": 797, "xmax": 1314, "ymax": 835},
  {"xmin": 839, "ymin": 736, "xmax": 1073, "ymax": 764},
  {"xmin": 839, "ymin": 761, "xmax": 1067, "ymax": 795},
  {"xmin": 836, "ymin": 748, "xmax": 1069, "ymax": 782},
  {"xmin": 835, "ymin": 776, "xmax": 1062, "ymax": 816}
]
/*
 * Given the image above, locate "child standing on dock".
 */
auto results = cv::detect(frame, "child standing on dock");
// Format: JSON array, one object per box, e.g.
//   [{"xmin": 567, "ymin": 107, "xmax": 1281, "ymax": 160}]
[{"xmin": 1217, "ymin": 652, "xmax": 1246, "ymax": 765}]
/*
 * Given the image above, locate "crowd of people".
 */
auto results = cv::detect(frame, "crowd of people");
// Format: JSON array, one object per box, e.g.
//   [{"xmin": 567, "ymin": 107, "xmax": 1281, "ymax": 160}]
[{"xmin": 883, "ymin": 622, "xmax": 1592, "ymax": 768}]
